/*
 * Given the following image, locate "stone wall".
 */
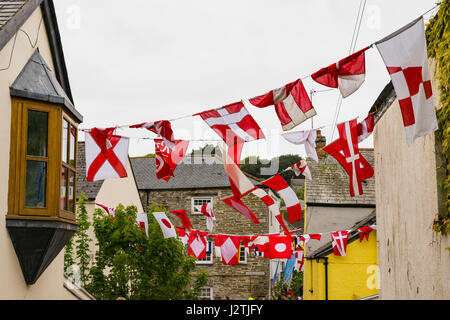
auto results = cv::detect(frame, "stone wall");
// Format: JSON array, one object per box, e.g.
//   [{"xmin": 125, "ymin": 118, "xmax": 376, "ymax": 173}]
[{"xmin": 140, "ymin": 187, "xmax": 272, "ymax": 300}]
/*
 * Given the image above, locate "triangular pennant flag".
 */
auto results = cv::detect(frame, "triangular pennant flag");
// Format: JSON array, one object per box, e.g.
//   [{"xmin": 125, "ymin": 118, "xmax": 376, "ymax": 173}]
[{"xmin": 153, "ymin": 212, "xmax": 177, "ymax": 239}]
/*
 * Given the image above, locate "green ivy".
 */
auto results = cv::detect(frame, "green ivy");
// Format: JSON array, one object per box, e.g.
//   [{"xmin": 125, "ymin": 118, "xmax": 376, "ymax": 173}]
[{"xmin": 426, "ymin": 0, "xmax": 450, "ymax": 235}]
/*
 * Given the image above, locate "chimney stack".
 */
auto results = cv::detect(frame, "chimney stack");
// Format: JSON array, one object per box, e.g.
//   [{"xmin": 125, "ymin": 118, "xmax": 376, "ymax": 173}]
[{"xmin": 315, "ymin": 130, "xmax": 327, "ymax": 158}]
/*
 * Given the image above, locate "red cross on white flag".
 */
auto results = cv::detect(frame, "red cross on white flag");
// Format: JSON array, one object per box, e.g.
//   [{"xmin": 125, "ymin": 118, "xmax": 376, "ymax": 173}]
[
  {"xmin": 376, "ymin": 17, "xmax": 437, "ymax": 147},
  {"xmin": 85, "ymin": 128, "xmax": 129, "ymax": 182},
  {"xmin": 323, "ymin": 119, "xmax": 374, "ymax": 197},
  {"xmin": 331, "ymin": 230, "xmax": 350, "ymax": 256}
]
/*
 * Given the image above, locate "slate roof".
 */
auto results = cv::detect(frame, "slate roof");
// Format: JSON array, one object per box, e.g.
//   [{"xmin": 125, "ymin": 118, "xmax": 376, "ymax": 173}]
[
  {"xmin": 130, "ymin": 156, "xmax": 261, "ymax": 190},
  {"xmin": 0, "ymin": 0, "xmax": 28, "ymax": 29},
  {"xmin": 76, "ymin": 142, "xmax": 103, "ymax": 200},
  {"xmin": 306, "ymin": 149, "xmax": 375, "ymax": 206}
]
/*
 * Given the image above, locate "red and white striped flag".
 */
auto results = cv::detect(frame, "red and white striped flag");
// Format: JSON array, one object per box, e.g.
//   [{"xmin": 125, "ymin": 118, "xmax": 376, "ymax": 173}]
[
  {"xmin": 376, "ymin": 17, "xmax": 437, "ymax": 147},
  {"xmin": 300, "ymin": 233, "xmax": 322, "ymax": 243},
  {"xmin": 287, "ymin": 160, "xmax": 312, "ymax": 181},
  {"xmin": 261, "ymin": 174, "xmax": 302, "ymax": 224},
  {"xmin": 247, "ymin": 79, "xmax": 316, "ymax": 131},
  {"xmin": 357, "ymin": 113, "xmax": 375, "ymax": 143},
  {"xmin": 312, "ymin": 46, "xmax": 369, "ymax": 98},
  {"xmin": 130, "ymin": 120, "xmax": 176, "ymax": 149}
]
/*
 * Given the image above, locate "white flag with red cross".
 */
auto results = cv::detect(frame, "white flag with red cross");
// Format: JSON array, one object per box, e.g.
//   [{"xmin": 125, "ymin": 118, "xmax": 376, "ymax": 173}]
[
  {"xmin": 331, "ymin": 230, "xmax": 351, "ymax": 256},
  {"xmin": 85, "ymin": 128, "xmax": 129, "ymax": 182},
  {"xmin": 153, "ymin": 211, "xmax": 177, "ymax": 239},
  {"xmin": 376, "ymin": 17, "xmax": 437, "ymax": 147}
]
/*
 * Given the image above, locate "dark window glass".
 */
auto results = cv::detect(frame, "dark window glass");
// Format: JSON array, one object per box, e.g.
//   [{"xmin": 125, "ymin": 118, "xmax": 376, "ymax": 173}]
[
  {"xmin": 25, "ymin": 160, "xmax": 47, "ymax": 207},
  {"xmin": 69, "ymin": 125, "xmax": 76, "ymax": 167},
  {"xmin": 60, "ymin": 167, "xmax": 67, "ymax": 211},
  {"xmin": 62, "ymin": 119, "xmax": 68, "ymax": 163},
  {"xmin": 68, "ymin": 170, "xmax": 75, "ymax": 212},
  {"xmin": 27, "ymin": 110, "xmax": 48, "ymax": 157}
]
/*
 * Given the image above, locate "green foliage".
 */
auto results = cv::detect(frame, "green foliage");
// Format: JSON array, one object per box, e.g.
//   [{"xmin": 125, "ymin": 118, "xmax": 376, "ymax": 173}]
[
  {"xmin": 63, "ymin": 237, "xmax": 75, "ymax": 278},
  {"xmin": 75, "ymin": 194, "xmax": 92, "ymax": 286},
  {"xmin": 240, "ymin": 154, "xmax": 303, "ymax": 180},
  {"xmin": 271, "ymin": 271, "xmax": 303, "ymax": 300},
  {"xmin": 85, "ymin": 202, "xmax": 208, "ymax": 300},
  {"xmin": 190, "ymin": 144, "xmax": 218, "ymax": 157},
  {"xmin": 426, "ymin": 0, "xmax": 450, "ymax": 233}
]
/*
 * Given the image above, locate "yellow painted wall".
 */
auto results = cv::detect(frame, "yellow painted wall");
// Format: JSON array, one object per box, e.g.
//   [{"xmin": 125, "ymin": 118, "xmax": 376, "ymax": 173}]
[{"xmin": 303, "ymin": 231, "xmax": 378, "ymax": 300}]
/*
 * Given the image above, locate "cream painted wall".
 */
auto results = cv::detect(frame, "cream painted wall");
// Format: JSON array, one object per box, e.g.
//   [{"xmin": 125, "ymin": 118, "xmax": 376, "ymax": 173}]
[
  {"xmin": 374, "ymin": 97, "xmax": 450, "ymax": 299},
  {"xmin": 0, "ymin": 7, "xmax": 77, "ymax": 299}
]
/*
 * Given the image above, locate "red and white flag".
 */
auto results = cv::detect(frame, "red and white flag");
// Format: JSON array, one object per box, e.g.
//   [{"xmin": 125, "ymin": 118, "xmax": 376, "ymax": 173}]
[
  {"xmin": 358, "ymin": 224, "xmax": 376, "ymax": 242},
  {"xmin": 154, "ymin": 139, "xmax": 189, "ymax": 182},
  {"xmin": 195, "ymin": 101, "xmax": 265, "ymax": 147},
  {"xmin": 331, "ymin": 230, "xmax": 350, "ymax": 256},
  {"xmin": 286, "ymin": 160, "xmax": 312, "ymax": 181},
  {"xmin": 136, "ymin": 213, "xmax": 149, "ymax": 237},
  {"xmin": 188, "ymin": 230, "xmax": 209, "ymax": 259},
  {"xmin": 247, "ymin": 79, "xmax": 316, "ymax": 131},
  {"xmin": 300, "ymin": 233, "xmax": 322, "ymax": 243},
  {"xmin": 169, "ymin": 209, "xmax": 193, "ymax": 230},
  {"xmin": 323, "ymin": 119, "xmax": 374, "ymax": 197},
  {"xmin": 312, "ymin": 46, "xmax": 370, "ymax": 98},
  {"xmin": 376, "ymin": 17, "xmax": 437, "ymax": 147},
  {"xmin": 95, "ymin": 202, "xmax": 116, "ymax": 218},
  {"xmin": 222, "ymin": 195, "xmax": 260, "ymax": 223},
  {"xmin": 175, "ymin": 226, "xmax": 189, "ymax": 245},
  {"xmin": 251, "ymin": 188, "xmax": 290, "ymax": 235},
  {"xmin": 153, "ymin": 211, "xmax": 177, "ymax": 239},
  {"xmin": 85, "ymin": 128, "xmax": 129, "ymax": 182},
  {"xmin": 261, "ymin": 174, "xmax": 302, "ymax": 223},
  {"xmin": 214, "ymin": 235, "xmax": 241, "ymax": 265},
  {"xmin": 265, "ymin": 236, "xmax": 293, "ymax": 259},
  {"xmin": 130, "ymin": 120, "xmax": 176, "ymax": 149},
  {"xmin": 194, "ymin": 203, "xmax": 216, "ymax": 232},
  {"xmin": 282, "ymin": 129, "xmax": 318, "ymax": 162},
  {"xmin": 357, "ymin": 113, "xmax": 375, "ymax": 143},
  {"xmin": 295, "ymin": 248, "xmax": 305, "ymax": 271}
]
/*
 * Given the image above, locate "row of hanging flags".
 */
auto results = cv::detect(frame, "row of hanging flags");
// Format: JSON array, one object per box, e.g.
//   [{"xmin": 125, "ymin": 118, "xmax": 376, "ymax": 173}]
[
  {"xmin": 95, "ymin": 201, "xmax": 376, "ymax": 269},
  {"xmin": 87, "ymin": 15, "xmax": 437, "ymax": 263}
]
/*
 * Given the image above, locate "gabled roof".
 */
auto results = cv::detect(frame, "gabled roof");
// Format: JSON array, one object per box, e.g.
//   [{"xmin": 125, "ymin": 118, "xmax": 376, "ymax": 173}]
[
  {"xmin": 130, "ymin": 156, "xmax": 261, "ymax": 190},
  {"xmin": 306, "ymin": 149, "xmax": 376, "ymax": 206}
]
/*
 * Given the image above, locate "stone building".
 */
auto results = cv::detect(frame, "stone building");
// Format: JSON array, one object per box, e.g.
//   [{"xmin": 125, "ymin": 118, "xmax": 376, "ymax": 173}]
[{"xmin": 130, "ymin": 155, "xmax": 283, "ymax": 300}]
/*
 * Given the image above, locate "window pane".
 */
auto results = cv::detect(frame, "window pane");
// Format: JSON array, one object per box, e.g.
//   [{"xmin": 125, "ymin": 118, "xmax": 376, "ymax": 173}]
[
  {"xmin": 27, "ymin": 110, "xmax": 48, "ymax": 157},
  {"xmin": 69, "ymin": 124, "xmax": 76, "ymax": 167},
  {"xmin": 25, "ymin": 160, "xmax": 47, "ymax": 207},
  {"xmin": 62, "ymin": 119, "xmax": 68, "ymax": 163},
  {"xmin": 68, "ymin": 170, "xmax": 75, "ymax": 212},
  {"xmin": 60, "ymin": 167, "xmax": 67, "ymax": 211}
]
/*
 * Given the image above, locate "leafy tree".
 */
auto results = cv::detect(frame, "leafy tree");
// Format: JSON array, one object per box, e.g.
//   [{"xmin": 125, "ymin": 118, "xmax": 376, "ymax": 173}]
[
  {"xmin": 241, "ymin": 154, "xmax": 303, "ymax": 181},
  {"xmin": 271, "ymin": 270, "xmax": 303, "ymax": 300},
  {"xmin": 74, "ymin": 194, "xmax": 92, "ymax": 286},
  {"xmin": 85, "ymin": 202, "xmax": 208, "ymax": 300}
]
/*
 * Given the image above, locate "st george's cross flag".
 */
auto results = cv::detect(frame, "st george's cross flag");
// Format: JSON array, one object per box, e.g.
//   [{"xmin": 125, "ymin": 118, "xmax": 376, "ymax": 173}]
[
  {"xmin": 195, "ymin": 101, "xmax": 265, "ymax": 147},
  {"xmin": 376, "ymin": 17, "xmax": 437, "ymax": 147},
  {"xmin": 129, "ymin": 120, "xmax": 176, "ymax": 149},
  {"xmin": 188, "ymin": 230, "xmax": 209, "ymax": 259},
  {"xmin": 85, "ymin": 128, "xmax": 129, "ymax": 182},
  {"xmin": 358, "ymin": 224, "xmax": 376, "ymax": 242},
  {"xmin": 331, "ymin": 230, "xmax": 351, "ymax": 256},
  {"xmin": 286, "ymin": 160, "xmax": 312, "ymax": 181},
  {"xmin": 261, "ymin": 174, "xmax": 302, "ymax": 223},
  {"xmin": 95, "ymin": 202, "xmax": 116, "ymax": 218},
  {"xmin": 311, "ymin": 46, "xmax": 370, "ymax": 98},
  {"xmin": 154, "ymin": 139, "xmax": 189, "ymax": 182},
  {"xmin": 169, "ymin": 209, "xmax": 193, "ymax": 230},
  {"xmin": 323, "ymin": 119, "xmax": 374, "ymax": 197},
  {"xmin": 214, "ymin": 235, "xmax": 241, "ymax": 265},
  {"xmin": 153, "ymin": 212, "xmax": 177, "ymax": 239},
  {"xmin": 282, "ymin": 129, "xmax": 319, "ymax": 162},
  {"xmin": 246, "ymin": 79, "xmax": 316, "ymax": 131},
  {"xmin": 221, "ymin": 195, "xmax": 260, "ymax": 223},
  {"xmin": 136, "ymin": 213, "xmax": 149, "ymax": 237},
  {"xmin": 357, "ymin": 113, "xmax": 375, "ymax": 143}
]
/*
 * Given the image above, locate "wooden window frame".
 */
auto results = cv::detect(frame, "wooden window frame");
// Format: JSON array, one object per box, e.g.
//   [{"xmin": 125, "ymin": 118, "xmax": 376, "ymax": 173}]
[{"xmin": 8, "ymin": 98, "xmax": 78, "ymax": 223}]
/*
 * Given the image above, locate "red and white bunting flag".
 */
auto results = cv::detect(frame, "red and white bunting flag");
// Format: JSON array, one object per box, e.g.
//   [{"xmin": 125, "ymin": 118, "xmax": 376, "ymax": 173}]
[
  {"xmin": 220, "ymin": 143, "xmax": 256, "ymax": 199},
  {"xmin": 95, "ymin": 202, "xmax": 116, "ymax": 218},
  {"xmin": 261, "ymin": 174, "xmax": 302, "ymax": 223},
  {"xmin": 282, "ymin": 129, "xmax": 318, "ymax": 162},
  {"xmin": 222, "ymin": 195, "xmax": 260, "ymax": 223},
  {"xmin": 169, "ymin": 209, "xmax": 193, "ymax": 230},
  {"xmin": 331, "ymin": 230, "xmax": 350, "ymax": 256},
  {"xmin": 130, "ymin": 120, "xmax": 176, "ymax": 149},
  {"xmin": 287, "ymin": 160, "xmax": 312, "ymax": 181},
  {"xmin": 251, "ymin": 188, "xmax": 290, "ymax": 235},
  {"xmin": 265, "ymin": 236, "xmax": 293, "ymax": 259},
  {"xmin": 247, "ymin": 79, "xmax": 316, "ymax": 131},
  {"xmin": 153, "ymin": 211, "xmax": 177, "ymax": 239},
  {"xmin": 300, "ymin": 233, "xmax": 322, "ymax": 243},
  {"xmin": 214, "ymin": 235, "xmax": 241, "ymax": 265},
  {"xmin": 195, "ymin": 101, "xmax": 265, "ymax": 146},
  {"xmin": 323, "ymin": 119, "xmax": 374, "ymax": 197},
  {"xmin": 85, "ymin": 128, "xmax": 129, "ymax": 182},
  {"xmin": 357, "ymin": 113, "xmax": 375, "ymax": 143},
  {"xmin": 194, "ymin": 203, "xmax": 216, "ymax": 232},
  {"xmin": 188, "ymin": 230, "xmax": 208, "ymax": 259},
  {"xmin": 136, "ymin": 213, "xmax": 149, "ymax": 237},
  {"xmin": 295, "ymin": 248, "xmax": 305, "ymax": 271},
  {"xmin": 376, "ymin": 17, "xmax": 437, "ymax": 147},
  {"xmin": 358, "ymin": 224, "xmax": 376, "ymax": 242},
  {"xmin": 154, "ymin": 139, "xmax": 189, "ymax": 182},
  {"xmin": 175, "ymin": 226, "xmax": 189, "ymax": 245},
  {"xmin": 312, "ymin": 46, "xmax": 369, "ymax": 98}
]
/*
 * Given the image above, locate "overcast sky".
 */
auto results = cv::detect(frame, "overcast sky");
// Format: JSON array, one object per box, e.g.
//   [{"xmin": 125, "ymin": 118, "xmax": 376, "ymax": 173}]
[{"xmin": 54, "ymin": 0, "xmax": 439, "ymax": 159}]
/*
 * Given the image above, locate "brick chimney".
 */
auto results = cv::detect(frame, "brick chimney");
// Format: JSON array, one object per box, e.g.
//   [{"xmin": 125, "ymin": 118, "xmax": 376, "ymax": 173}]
[{"xmin": 315, "ymin": 130, "xmax": 327, "ymax": 158}]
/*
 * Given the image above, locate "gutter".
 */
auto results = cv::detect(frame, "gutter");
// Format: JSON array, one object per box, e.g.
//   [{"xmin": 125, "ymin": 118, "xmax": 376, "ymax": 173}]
[{"xmin": 306, "ymin": 202, "xmax": 375, "ymax": 208}]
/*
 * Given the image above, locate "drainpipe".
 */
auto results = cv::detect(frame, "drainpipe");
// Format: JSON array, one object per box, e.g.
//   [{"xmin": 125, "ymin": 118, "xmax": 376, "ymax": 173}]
[{"xmin": 323, "ymin": 257, "xmax": 328, "ymax": 300}]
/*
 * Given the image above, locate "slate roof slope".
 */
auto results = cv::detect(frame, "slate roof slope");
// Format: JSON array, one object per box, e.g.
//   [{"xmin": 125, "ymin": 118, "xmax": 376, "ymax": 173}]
[
  {"xmin": 76, "ymin": 142, "xmax": 103, "ymax": 200},
  {"xmin": 306, "ymin": 149, "xmax": 375, "ymax": 206},
  {"xmin": 0, "ymin": 0, "xmax": 28, "ymax": 29},
  {"xmin": 130, "ymin": 156, "xmax": 261, "ymax": 190}
]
